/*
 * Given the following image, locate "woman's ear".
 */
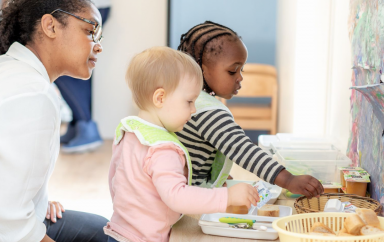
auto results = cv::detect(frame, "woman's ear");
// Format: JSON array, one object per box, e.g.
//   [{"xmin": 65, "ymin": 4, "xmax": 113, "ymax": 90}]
[
  {"xmin": 152, "ymin": 88, "xmax": 166, "ymax": 108},
  {"xmin": 40, "ymin": 14, "xmax": 58, "ymax": 39}
]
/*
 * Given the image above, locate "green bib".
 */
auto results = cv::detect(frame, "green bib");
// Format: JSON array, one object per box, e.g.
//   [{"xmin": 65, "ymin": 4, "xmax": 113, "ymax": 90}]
[
  {"xmin": 115, "ymin": 116, "xmax": 192, "ymax": 186},
  {"xmin": 194, "ymin": 91, "xmax": 234, "ymax": 188}
]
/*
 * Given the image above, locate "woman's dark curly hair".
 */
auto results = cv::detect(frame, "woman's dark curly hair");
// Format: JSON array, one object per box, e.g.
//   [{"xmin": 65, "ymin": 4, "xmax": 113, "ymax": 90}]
[{"xmin": 0, "ymin": 0, "xmax": 93, "ymax": 54}]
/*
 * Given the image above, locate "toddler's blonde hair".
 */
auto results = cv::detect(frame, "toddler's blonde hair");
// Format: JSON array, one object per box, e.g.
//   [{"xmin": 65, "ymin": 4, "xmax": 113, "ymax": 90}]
[{"xmin": 126, "ymin": 46, "xmax": 203, "ymax": 110}]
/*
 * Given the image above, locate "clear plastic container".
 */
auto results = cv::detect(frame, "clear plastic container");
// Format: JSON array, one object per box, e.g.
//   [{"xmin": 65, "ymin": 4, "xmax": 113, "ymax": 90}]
[
  {"xmin": 276, "ymin": 133, "xmax": 334, "ymax": 143},
  {"xmin": 258, "ymin": 135, "xmax": 278, "ymax": 153},
  {"xmin": 270, "ymin": 141, "xmax": 339, "ymax": 153},
  {"xmin": 274, "ymin": 150, "xmax": 352, "ymax": 183}
]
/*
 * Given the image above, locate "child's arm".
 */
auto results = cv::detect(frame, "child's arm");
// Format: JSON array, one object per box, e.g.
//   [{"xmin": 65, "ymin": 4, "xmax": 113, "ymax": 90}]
[
  {"xmin": 189, "ymin": 110, "xmax": 284, "ymax": 184},
  {"xmin": 185, "ymin": 110, "xmax": 323, "ymax": 197},
  {"xmin": 144, "ymin": 145, "xmax": 258, "ymax": 214}
]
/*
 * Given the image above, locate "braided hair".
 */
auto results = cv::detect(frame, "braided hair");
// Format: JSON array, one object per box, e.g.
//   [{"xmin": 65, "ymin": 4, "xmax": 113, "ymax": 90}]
[
  {"xmin": 0, "ymin": 0, "xmax": 93, "ymax": 54},
  {"xmin": 177, "ymin": 21, "xmax": 241, "ymax": 95}
]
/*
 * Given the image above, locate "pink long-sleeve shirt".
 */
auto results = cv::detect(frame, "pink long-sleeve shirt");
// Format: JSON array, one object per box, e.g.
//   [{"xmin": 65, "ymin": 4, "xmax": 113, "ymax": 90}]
[{"xmin": 104, "ymin": 132, "xmax": 228, "ymax": 242}]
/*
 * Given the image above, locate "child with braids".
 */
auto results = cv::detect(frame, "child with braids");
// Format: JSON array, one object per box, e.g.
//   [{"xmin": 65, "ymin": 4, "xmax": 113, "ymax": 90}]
[
  {"xmin": 104, "ymin": 47, "xmax": 259, "ymax": 242},
  {"xmin": 177, "ymin": 21, "xmax": 324, "ymax": 198}
]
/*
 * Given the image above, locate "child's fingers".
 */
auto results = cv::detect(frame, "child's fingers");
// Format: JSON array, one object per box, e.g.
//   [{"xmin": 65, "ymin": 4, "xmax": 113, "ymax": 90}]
[
  {"xmin": 253, "ymin": 190, "xmax": 260, "ymax": 203},
  {"xmin": 245, "ymin": 199, "xmax": 252, "ymax": 209},
  {"xmin": 309, "ymin": 179, "xmax": 323, "ymax": 195},
  {"xmin": 249, "ymin": 195, "xmax": 257, "ymax": 206},
  {"xmin": 248, "ymin": 186, "xmax": 259, "ymax": 204},
  {"xmin": 306, "ymin": 184, "xmax": 319, "ymax": 198},
  {"xmin": 248, "ymin": 191, "xmax": 259, "ymax": 206},
  {"xmin": 302, "ymin": 188, "xmax": 313, "ymax": 199}
]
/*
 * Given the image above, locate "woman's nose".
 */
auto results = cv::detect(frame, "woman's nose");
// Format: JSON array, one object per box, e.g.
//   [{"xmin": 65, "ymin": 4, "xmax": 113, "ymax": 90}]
[{"xmin": 94, "ymin": 43, "xmax": 103, "ymax": 53}]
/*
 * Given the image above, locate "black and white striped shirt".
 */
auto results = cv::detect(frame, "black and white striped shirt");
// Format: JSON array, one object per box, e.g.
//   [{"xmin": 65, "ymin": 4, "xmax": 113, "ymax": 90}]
[{"xmin": 176, "ymin": 109, "xmax": 285, "ymax": 186}]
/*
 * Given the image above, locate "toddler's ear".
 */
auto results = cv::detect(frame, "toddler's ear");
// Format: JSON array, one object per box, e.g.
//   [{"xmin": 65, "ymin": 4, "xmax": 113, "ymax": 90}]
[{"xmin": 152, "ymin": 88, "xmax": 166, "ymax": 108}]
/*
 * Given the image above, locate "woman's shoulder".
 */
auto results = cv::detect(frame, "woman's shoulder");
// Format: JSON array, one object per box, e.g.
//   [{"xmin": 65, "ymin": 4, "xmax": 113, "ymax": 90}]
[{"xmin": 0, "ymin": 57, "xmax": 54, "ymax": 103}]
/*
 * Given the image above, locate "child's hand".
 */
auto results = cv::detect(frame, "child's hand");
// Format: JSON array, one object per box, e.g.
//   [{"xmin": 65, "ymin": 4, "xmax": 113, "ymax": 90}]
[
  {"xmin": 275, "ymin": 170, "xmax": 324, "ymax": 198},
  {"xmin": 227, "ymin": 183, "xmax": 259, "ymax": 209},
  {"xmin": 286, "ymin": 175, "xmax": 323, "ymax": 198},
  {"xmin": 275, "ymin": 170, "xmax": 323, "ymax": 198}
]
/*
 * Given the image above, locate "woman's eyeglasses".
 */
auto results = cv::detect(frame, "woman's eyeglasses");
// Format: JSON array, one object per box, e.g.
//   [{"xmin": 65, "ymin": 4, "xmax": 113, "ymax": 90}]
[{"xmin": 50, "ymin": 9, "xmax": 103, "ymax": 43}]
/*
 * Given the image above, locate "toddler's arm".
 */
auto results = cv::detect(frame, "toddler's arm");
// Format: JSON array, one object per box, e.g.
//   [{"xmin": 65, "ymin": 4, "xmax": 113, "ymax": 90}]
[{"xmin": 145, "ymin": 145, "xmax": 228, "ymax": 214}]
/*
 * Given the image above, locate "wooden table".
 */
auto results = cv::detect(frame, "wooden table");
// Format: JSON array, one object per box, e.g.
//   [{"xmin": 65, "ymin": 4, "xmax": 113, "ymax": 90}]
[{"xmin": 170, "ymin": 191, "xmax": 297, "ymax": 242}]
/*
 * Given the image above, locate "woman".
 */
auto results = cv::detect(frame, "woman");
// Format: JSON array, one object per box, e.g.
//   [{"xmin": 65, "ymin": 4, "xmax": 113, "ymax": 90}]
[{"xmin": 0, "ymin": 0, "xmax": 108, "ymax": 241}]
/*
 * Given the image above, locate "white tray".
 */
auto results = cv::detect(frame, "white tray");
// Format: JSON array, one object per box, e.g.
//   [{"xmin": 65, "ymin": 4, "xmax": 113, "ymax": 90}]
[
  {"xmin": 225, "ymin": 180, "xmax": 282, "ymax": 205},
  {"xmin": 199, "ymin": 213, "xmax": 279, "ymax": 240}
]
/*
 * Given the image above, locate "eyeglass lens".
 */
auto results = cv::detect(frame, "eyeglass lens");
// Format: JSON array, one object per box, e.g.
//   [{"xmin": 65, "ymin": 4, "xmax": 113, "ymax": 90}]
[{"xmin": 94, "ymin": 25, "xmax": 103, "ymax": 43}]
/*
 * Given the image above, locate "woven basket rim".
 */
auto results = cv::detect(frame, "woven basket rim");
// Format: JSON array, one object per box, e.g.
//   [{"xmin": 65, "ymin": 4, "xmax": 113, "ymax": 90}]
[{"xmin": 294, "ymin": 193, "xmax": 382, "ymax": 214}]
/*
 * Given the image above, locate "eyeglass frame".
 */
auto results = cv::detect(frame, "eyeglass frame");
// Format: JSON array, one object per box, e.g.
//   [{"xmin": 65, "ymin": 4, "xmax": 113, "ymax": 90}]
[{"xmin": 50, "ymin": 9, "xmax": 103, "ymax": 43}]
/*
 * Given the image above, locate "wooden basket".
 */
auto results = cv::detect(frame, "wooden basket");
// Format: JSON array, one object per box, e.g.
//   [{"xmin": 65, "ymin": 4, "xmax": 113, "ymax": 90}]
[{"xmin": 294, "ymin": 193, "xmax": 382, "ymax": 214}]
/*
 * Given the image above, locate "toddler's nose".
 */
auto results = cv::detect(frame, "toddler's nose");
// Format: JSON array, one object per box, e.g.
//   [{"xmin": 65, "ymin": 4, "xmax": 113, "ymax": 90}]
[{"xmin": 191, "ymin": 104, "xmax": 197, "ymax": 114}]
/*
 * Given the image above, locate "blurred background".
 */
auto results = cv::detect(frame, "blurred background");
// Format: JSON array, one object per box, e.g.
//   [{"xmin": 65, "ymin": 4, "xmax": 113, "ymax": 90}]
[
  {"xmin": 93, "ymin": 0, "xmax": 351, "ymax": 148},
  {"xmin": 6, "ymin": 0, "xmax": 353, "ymax": 219}
]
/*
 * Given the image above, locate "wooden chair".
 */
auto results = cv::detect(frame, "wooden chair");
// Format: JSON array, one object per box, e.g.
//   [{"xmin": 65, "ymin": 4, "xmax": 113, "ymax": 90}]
[{"xmin": 218, "ymin": 63, "xmax": 278, "ymax": 134}]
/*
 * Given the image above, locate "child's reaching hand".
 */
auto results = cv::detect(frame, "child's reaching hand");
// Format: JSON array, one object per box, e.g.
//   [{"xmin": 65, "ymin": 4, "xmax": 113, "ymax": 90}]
[
  {"xmin": 227, "ymin": 183, "xmax": 260, "ymax": 209},
  {"xmin": 275, "ymin": 170, "xmax": 324, "ymax": 198}
]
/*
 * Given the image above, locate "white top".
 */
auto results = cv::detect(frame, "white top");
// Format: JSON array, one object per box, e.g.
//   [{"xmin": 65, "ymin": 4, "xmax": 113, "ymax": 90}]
[
  {"xmin": 92, "ymin": 0, "xmax": 112, "ymax": 9},
  {"xmin": 0, "ymin": 42, "xmax": 60, "ymax": 242}
]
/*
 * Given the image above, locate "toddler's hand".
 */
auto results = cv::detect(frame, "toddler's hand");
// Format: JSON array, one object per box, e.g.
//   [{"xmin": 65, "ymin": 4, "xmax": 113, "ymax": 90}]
[
  {"xmin": 286, "ymin": 175, "xmax": 324, "ymax": 198},
  {"xmin": 227, "ymin": 183, "xmax": 259, "ymax": 209}
]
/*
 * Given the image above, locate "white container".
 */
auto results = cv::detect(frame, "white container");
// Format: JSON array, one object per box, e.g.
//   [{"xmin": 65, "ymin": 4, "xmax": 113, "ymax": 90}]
[
  {"xmin": 276, "ymin": 133, "xmax": 334, "ymax": 143},
  {"xmin": 225, "ymin": 180, "xmax": 282, "ymax": 205},
  {"xmin": 324, "ymin": 199, "xmax": 344, "ymax": 212},
  {"xmin": 258, "ymin": 135, "xmax": 279, "ymax": 153},
  {"xmin": 270, "ymin": 141, "xmax": 339, "ymax": 153},
  {"xmin": 199, "ymin": 213, "xmax": 280, "ymax": 240},
  {"xmin": 274, "ymin": 150, "xmax": 352, "ymax": 183}
]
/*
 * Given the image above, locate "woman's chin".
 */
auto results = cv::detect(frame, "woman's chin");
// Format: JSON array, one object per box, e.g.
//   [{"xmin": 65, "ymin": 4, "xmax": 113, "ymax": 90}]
[{"xmin": 72, "ymin": 70, "xmax": 92, "ymax": 80}]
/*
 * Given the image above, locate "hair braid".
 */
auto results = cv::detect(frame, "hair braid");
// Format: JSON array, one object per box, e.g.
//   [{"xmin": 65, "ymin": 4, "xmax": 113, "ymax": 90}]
[
  {"xmin": 198, "ymin": 32, "xmax": 231, "ymax": 67},
  {"xmin": 178, "ymin": 24, "xmax": 214, "ymax": 53},
  {"xmin": 177, "ymin": 21, "xmax": 241, "ymax": 95}
]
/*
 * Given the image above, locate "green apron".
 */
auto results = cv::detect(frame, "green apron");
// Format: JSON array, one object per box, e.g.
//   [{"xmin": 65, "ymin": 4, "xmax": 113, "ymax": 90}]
[
  {"xmin": 115, "ymin": 116, "xmax": 192, "ymax": 185},
  {"xmin": 194, "ymin": 91, "xmax": 234, "ymax": 188}
]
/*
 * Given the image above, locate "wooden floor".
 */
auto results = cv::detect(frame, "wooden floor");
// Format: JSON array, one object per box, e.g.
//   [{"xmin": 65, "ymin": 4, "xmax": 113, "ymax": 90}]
[
  {"xmin": 48, "ymin": 126, "xmax": 260, "ymax": 219},
  {"xmin": 48, "ymin": 139, "xmax": 114, "ymax": 219}
]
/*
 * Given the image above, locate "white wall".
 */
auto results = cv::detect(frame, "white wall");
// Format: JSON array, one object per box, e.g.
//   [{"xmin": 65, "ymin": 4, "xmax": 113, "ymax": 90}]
[
  {"xmin": 276, "ymin": 0, "xmax": 297, "ymax": 133},
  {"xmin": 277, "ymin": 0, "xmax": 351, "ymax": 152},
  {"xmin": 325, "ymin": 0, "xmax": 352, "ymax": 151},
  {"xmin": 92, "ymin": 0, "xmax": 168, "ymax": 139}
]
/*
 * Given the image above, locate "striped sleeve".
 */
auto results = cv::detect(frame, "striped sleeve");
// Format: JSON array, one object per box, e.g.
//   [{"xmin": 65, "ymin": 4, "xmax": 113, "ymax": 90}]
[{"xmin": 194, "ymin": 109, "xmax": 285, "ymax": 184}]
